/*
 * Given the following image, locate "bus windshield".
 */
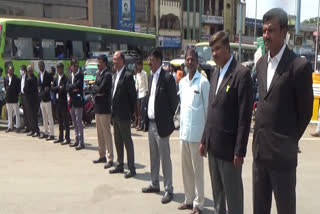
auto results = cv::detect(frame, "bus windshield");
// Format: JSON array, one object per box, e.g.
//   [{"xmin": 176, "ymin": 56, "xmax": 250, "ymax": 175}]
[{"xmin": 195, "ymin": 45, "xmax": 212, "ymax": 63}]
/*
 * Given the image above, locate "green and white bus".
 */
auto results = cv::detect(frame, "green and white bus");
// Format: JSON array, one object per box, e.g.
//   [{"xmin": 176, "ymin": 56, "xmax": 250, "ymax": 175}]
[{"xmin": 0, "ymin": 18, "xmax": 156, "ymax": 76}]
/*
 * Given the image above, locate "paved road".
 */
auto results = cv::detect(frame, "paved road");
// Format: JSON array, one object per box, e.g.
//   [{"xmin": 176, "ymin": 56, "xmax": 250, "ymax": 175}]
[{"xmin": 0, "ymin": 123, "xmax": 319, "ymax": 214}]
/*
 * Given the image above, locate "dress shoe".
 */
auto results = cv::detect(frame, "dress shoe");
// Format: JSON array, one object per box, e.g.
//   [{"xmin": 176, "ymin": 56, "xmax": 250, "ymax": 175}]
[
  {"xmin": 46, "ymin": 135, "xmax": 55, "ymax": 141},
  {"xmin": 27, "ymin": 132, "xmax": 35, "ymax": 136},
  {"xmin": 5, "ymin": 128, "xmax": 13, "ymax": 133},
  {"xmin": 141, "ymin": 185, "xmax": 160, "ymax": 193},
  {"xmin": 177, "ymin": 204, "xmax": 193, "ymax": 210},
  {"xmin": 69, "ymin": 143, "xmax": 79, "ymax": 147},
  {"xmin": 311, "ymin": 132, "xmax": 320, "ymax": 137},
  {"xmin": 93, "ymin": 157, "xmax": 107, "ymax": 164},
  {"xmin": 191, "ymin": 207, "xmax": 202, "ymax": 214},
  {"xmin": 54, "ymin": 139, "xmax": 63, "ymax": 144},
  {"xmin": 61, "ymin": 139, "xmax": 71, "ymax": 145},
  {"xmin": 104, "ymin": 161, "xmax": 113, "ymax": 169},
  {"xmin": 109, "ymin": 166, "xmax": 124, "ymax": 174},
  {"xmin": 75, "ymin": 144, "xmax": 85, "ymax": 150},
  {"xmin": 161, "ymin": 192, "xmax": 173, "ymax": 204},
  {"xmin": 39, "ymin": 133, "xmax": 48, "ymax": 139},
  {"xmin": 32, "ymin": 132, "xmax": 40, "ymax": 137},
  {"xmin": 22, "ymin": 129, "xmax": 30, "ymax": 133},
  {"xmin": 124, "ymin": 170, "xmax": 136, "ymax": 179}
]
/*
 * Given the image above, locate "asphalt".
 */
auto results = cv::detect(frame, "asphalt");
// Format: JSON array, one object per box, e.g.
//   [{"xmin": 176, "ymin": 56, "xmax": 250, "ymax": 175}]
[{"xmin": 0, "ymin": 122, "xmax": 319, "ymax": 214}]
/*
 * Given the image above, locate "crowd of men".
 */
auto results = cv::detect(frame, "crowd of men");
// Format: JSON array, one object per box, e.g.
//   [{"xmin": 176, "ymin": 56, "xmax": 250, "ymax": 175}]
[{"xmin": 0, "ymin": 8, "xmax": 314, "ymax": 214}]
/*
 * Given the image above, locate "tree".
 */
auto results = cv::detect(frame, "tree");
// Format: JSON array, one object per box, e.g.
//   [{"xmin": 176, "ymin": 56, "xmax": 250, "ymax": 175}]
[{"xmin": 303, "ymin": 17, "xmax": 318, "ymax": 24}]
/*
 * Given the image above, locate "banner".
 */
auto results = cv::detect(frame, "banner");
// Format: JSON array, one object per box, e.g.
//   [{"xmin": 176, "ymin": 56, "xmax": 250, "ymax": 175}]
[{"xmin": 118, "ymin": 0, "xmax": 135, "ymax": 32}]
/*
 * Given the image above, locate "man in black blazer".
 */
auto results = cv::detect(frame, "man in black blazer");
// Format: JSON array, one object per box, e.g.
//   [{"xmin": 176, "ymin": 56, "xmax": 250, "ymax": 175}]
[
  {"xmin": 24, "ymin": 65, "xmax": 40, "ymax": 137},
  {"xmin": 4, "ymin": 65, "xmax": 21, "ymax": 133},
  {"xmin": 68, "ymin": 58, "xmax": 85, "ymax": 150},
  {"xmin": 38, "ymin": 61, "xmax": 55, "ymax": 141},
  {"xmin": 199, "ymin": 31, "xmax": 253, "ymax": 214},
  {"xmin": 141, "ymin": 48, "xmax": 178, "ymax": 204},
  {"xmin": 51, "ymin": 63, "xmax": 70, "ymax": 145},
  {"xmin": 252, "ymin": 8, "xmax": 313, "ymax": 214},
  {"xmin": 20, "ymin": 65, "xmax": 31, "ymax": 133},
  {"xmin": 109, "ymin": 51, "xmax": 137, "ymax": 178},
  {"xmin": 92, "ymin": 55, "xmax": 114, "ymax": 168}
]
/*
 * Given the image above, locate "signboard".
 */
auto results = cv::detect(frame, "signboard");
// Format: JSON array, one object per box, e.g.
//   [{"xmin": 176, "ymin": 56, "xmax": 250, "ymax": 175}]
[
  {"xmin": 201, "ymin": 15, "xmax": 223, "ymax": 24},
  {"xmin": 158, "ymin": 36, "xmax": 181, "ymax": 48},
  {"xmin": 118, "ymin": 0, "xmax": 135, "ymax": 32}
]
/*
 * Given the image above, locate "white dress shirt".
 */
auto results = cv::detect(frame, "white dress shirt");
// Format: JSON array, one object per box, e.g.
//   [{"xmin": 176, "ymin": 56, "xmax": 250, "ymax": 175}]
[
  {"xmin": 56, "ymin": 74, "xmax": 63, "ymax": 99},
  {"xmin": 21, "ymin": 73, "xmax": 26, "ymax": 93},
  {"xmin": 8, "ymin": 74, "xmax": 12, "ymax": 86},
  {"xmin": 71, "ymin": 70, "xmax": 79, "ymax": 84},
  {"xmin": 39, "ymin": 71, "xmax": 44, "ymax": 83},
  {"xmin": 135, "ymin": 69, "xmax": 148, "ymax": 98},
  {"xmin": 267, "ymin": 42, "xmax": 286, "ymax": 91},
  {"xmin": 216, "ymin": 55, "xmax": 233, "ymax": 94},
  {"xmin": 147, "ymin": 67, "xmax": 161, "ymax": 120},
  {"xmin": 113, "ymin": 66, "xmax": 125, "ymax": 97}
]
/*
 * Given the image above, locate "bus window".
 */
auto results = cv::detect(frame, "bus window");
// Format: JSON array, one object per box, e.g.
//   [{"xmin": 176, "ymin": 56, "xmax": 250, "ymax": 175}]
[
  {"xmin": 66, "ymin": 40, "xmax": 73, "ymax": 58},
  {"xmin": 120, "ymin": 43, "xmax": 128, "ymax": 50},
  {"xmin": 72, "ymin": 41, "xmax": 84, "ymax": 59},
  {"xmin": 89, "ymin": 41, "xmax": 102, "ymax": 52},
  {"xmin": 33, "ymin": 39, "xmax": 41, "ymax": 58},
  {"xmin": 4, "ymin": 37, "xmax": 12, "ymax": 58},
  {"xmin": 13, "ymin": 37, "xmax": 33, "ymax": 59},
  {"xmin": 55, "ymin": 41, "xmax": 65, "ymax": 59},
  {"xmin": 42, "ymin": 39, "xmax": 55, "ymax": 59}
]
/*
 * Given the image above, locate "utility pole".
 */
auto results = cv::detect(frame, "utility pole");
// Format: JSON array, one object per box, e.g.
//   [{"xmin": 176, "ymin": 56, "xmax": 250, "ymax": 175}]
[
  {"xmin": 198, "ymin": 0, "xmax": 202, "ymax": 41},
  {"xmin": 253, "ymin": 0, "xmax": 257, "ymax": 43},
  {"xmin": 238, "ymin": 0, "xmax": 245, "ymax": 63},
  {"xmin": 315, "ymin": 0, "xmax": 320, "ymax": 72},
  {"xmin": 192, "ymin": 0, "xmax": 196, "ymax": 41},
  {"xmin": 295, "ymin": 0, "xmax": 301, "ymax": 54},
  {"xmin": 187, "ymin": 0, "xmax": 190, "ymax": 40}
]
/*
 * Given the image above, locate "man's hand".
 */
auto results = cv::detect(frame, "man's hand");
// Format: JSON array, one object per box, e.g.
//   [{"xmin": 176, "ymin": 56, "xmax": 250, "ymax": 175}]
[
  {"xmin": 199, "ymin": 142, "xmax": 207, "ymax": 157},
  {"xmin": 233, "ymin": 155, "xmax": 244, "ymax": 168}
]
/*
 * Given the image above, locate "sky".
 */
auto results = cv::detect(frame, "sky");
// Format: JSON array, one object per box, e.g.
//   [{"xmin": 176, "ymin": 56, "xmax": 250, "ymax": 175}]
[{"xmin": 246, "ymin": 0, "xmax": 319, "ymax": 22}]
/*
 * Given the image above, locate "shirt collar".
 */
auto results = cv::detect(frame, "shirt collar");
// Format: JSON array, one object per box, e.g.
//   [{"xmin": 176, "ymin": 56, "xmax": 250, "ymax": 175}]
[
  {"xmin": 73, "ymin": 69, "xmax": 80, "ymax": 76},
  {"xmin": 153, "ymin": 66, "xmax": 161, "ymax": 76},
  {"xmin": 58, "ymin": 74, "xmax": 64, "ymax": 78},
  {"xmin": 186, "ymin": 70, "xmax": 200, "ymax": 83},
  {"xmin": 268, "ymin": 42, "xmax": 286, "ymax": 63},
  {"xmin": 118, "ymin": 66, "xmax": 125, "ymax": 74},
  {"xmin": 220, "ymin": 55, "xmax": 233, "ymax": 73}
]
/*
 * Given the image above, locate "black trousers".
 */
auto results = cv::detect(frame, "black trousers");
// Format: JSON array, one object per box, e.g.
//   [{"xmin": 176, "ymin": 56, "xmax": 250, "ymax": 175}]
[
  {"xmin": 56, "ymin": 102, "xmax": 70, "ymax": 141},
  {"xmin": 253, "ymin": 160, "xmax": 296, "ymax": 214},
  {"xmin": 137, "ymin": 96, "xmax": 147, "ymax": 129},
  {"xmin": 26, "ymin": 95, "xmax": 40, "ymax": 134},
  {"xmin": 21, "ymin": 94, "xmax": 30, "ymax": 130},
  {"xmin": 113, "ymin": 119, "xmax": 135, "ymax": 171}
]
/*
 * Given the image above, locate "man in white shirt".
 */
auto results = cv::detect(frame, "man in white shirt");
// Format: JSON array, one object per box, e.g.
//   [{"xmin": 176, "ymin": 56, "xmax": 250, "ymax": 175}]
[
  {"xmin": 178, "ymin": 48, "xmax": 210, "ymax": 214},
  {"xmin": 135, "ymin": 59, "xmax": 148, "ymax": 131}
]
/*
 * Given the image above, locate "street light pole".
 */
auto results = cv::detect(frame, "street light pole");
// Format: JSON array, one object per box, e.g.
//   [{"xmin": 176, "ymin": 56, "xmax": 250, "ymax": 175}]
[
  {"xmin": 315, "ymin": 0, "xmax": 320, "ymax": 72},
  {"xmin": 253, "ymin": 0, "xmax": 257, "ymax": 43},
  {"xmin": 238, "ymin": 0, "xmax": 245, "ymax": 63}
]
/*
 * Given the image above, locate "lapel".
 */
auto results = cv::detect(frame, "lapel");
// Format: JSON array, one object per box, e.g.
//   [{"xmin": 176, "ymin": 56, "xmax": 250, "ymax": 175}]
[
  {"xmin": 259, "ymin": 54, "xmax": 268, "ymax": 94},
  {"xmin": 114, "ymin": 67, "xmax": 126, "ymax": 96},
  {"xmin": 216, "ymin": 57, "xmax": 237, "ymax": 96},
  {"xmin": 264, "ymin": 47, "xmax": 294, "ymax": 100},
  {"xmin": 155, "ymin": 68, "xmax": 164, "ymax": 98}
]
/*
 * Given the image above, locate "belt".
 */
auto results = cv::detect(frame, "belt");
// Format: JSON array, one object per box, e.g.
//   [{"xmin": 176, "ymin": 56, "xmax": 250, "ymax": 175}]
[{"xmin": 149, "ymin": 119, "xmax": 155, "ymax": 123}]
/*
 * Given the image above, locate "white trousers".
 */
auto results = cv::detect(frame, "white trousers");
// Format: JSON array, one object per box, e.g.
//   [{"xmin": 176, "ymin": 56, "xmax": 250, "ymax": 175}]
[
  {"xmin": 40, "ymin": 101, "xmax": 54, "ymax": 136},
  {"xmin": 6, "ymin": 103, "xmax": 20, "ymax": 129},
  {"xmin": 180, "ymin": 140, "xmax": 205, "ymax": 210}
]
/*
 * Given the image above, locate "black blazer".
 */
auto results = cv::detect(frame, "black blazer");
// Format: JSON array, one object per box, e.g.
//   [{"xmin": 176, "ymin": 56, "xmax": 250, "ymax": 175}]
[
  {"xmin": 51, "ymin": 74, "xmax": 68, "ymax": 107},
  {"xmin": 4, "ymin": 74, "xmax": 20, "ymax": 103},
  {"xmin": 253, "ymin": 47, "xmax": 313, "ymax": 169},
  {"xmin": 68, "ymin": 71, "xmax": 84, "ymax": 108},
  {"xmin": 145, "ymin": 68, "xmax": 178, "ymax": 138},
  {"xmin": 93, "ymin": 68, "xmax": 112, "ymax": 114},
  {"xmin": 112, "ymin": 67, "xmax": 137, "ymax": 121},
  {"xmin": 38, "ymin": 71, "xmax": 53, "ymax": 102},
  {"xmin": 24, "ymin": 74, "xmax": 39, "ymax": 103},
  {"xmin": 201, "ymin": 57, "xmax": 253, "ymax": 162}
]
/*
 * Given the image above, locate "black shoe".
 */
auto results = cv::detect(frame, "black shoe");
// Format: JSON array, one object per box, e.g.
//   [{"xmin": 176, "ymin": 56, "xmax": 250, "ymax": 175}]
[
  {"xmin": 5, "ymin": 128, "xmax": 13, "ymax": 133},
  {"xmin": 93, "ymin": 157, "xmax": 107, "ymax": 164},
  {"xmin": 104, "ymin": 161, "xmax": 113, "ymax": 169},
  {"xmin": 46, "ymin": 135, "xmax": 55, "ymax": 141},
  {"xmin": 142, "ymin": 185, "xmax": 160, "ymax": 193},
  {"xmin": 22, "ymin": 129, "xmax": 30, "ymax": 133},
  {"xmin": 39, "ymin": 133, "xmax": 48, "ymax": 139},
  {"xmin": 61, "ymin": 139, "xmax": 71, "ymax": 145},
  {"xmin": 69, "ymin": 143, "xmax": 79, "ymax": 147},
  {"xmin": 161, "ymin": 192, "xmax": 173, "ymax": 204},
  {"xmin": 109, "ymin": 166, "xmax": 124, "ymax": 174},
  {"xmin": 54, "ymin": 139, "xmax": 63, "ymax": 144},
  {"xmin": 27, "ymin": 132, "xmax": 35, "ymax": 136},
  {"xmin": 124, "ymin": 170, "xmax": 136, "ymax": 179},
  {"xmin": 75, "ymin": 144, "xmax": 85, "ymax": 150},
  {"xmin": 32, "ymin": 132, "xmax": 40, "ymax": 137}
]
